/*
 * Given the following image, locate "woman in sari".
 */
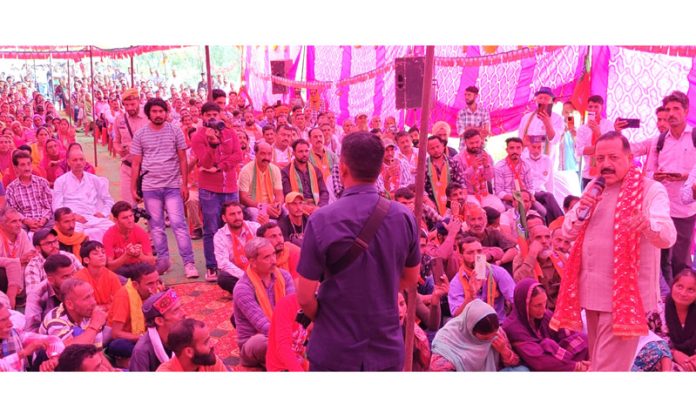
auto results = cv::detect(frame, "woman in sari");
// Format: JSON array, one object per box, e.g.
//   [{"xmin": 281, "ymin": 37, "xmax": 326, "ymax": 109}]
[
  {"xmin": 663, "ymin": 269, "xmax": 696, "ymax": 371},
  {"xmin": 430, "ymin": 299, "xmax": 522, "ymax": 372},
  {"xmin": 41, "ymin": 138, "xmax": 66, "ymax": 187},
  {"xmin": 503, "ymin": 278, "xmax": 589, "ymax": 371},
  {"xmin": 56, "ymin": 118, "xmax": 76, "ymax": 147},
  {"xmin": 29, "ymin": 127, "xmax": 51, "ymax": 176}
]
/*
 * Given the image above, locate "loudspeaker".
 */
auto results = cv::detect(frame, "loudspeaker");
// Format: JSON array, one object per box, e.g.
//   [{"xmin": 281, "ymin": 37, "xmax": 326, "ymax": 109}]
[
  {"xmin": 271, "ymin": 60, "xmax": 290, "ymax": 94},
  {"xmin": 395, "ymin": 57, "xmax": 425, "ymax": 109}
]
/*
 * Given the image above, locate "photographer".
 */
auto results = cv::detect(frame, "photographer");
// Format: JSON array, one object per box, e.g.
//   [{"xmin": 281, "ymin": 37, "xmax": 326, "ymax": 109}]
[
  {"xmin": 102, "ymin": 201, "xmax": 156, "ymax": 272},
  {"xmin": 191, "ymin": 102, "xmax": 243, "ymax": 282}
]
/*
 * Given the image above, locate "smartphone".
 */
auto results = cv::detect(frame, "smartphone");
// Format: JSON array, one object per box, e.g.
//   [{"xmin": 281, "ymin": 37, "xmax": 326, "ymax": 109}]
[
  {"xmin": 587, "ymin": 111, "xmax": 596, "ymax": 121},
  {"xmin": 258, "ymin": 203, "xmax": 267, "ymax": 216},
  {"xmin": 474, "ymin": 254, "xmax": 487, "ymax": 280},
  {"xmin": 537, "ymin": 103, "xmax": 553, "ymax": 115},
  {"xmin": 618, "ymin": 118, "xmax": 640, "ymax": 128}
]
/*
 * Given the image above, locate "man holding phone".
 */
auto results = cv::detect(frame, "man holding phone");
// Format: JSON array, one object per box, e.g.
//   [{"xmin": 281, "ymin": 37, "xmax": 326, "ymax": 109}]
[
  {"xmin": 575, "ymin": 95, "xmax": 615, "ymax": 189},
  {"xmin": 518, "ymin": 87, "xmax": 564, "ymax": 170},
  {"xmin": 645, "ymin": 91, "xmax": 696, "ymax": 283}
]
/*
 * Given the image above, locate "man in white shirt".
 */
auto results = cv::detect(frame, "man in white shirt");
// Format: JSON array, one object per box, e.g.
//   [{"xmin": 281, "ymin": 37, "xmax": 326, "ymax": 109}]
[
  {"xmin": 645, "ymin": 91, "xmax": 696, "ymax": 283},
  {"xmin": 518, "ymin": 87, "xmax": 564, "ymax": 171},
  {"xmin": 523, "ymin": 137, "xmax": 564, "ymax": 223},
  {"xmin": 575, "ymin": 95, "xmax": 615, "ymax": 189},
  {"xmin": 273, "ymin": 124, "xmax": 294, "ymax": 168},
  {"xmin": 631, "ymin": 106, "xmax": 669, "ymax": 160},
  {"xmin": 213, "ymin": 202, "xmax": 260, "ymax": 293},
  {"xmin": 53, "ymin": 146, "xmax": 114, "ymax": 243}
]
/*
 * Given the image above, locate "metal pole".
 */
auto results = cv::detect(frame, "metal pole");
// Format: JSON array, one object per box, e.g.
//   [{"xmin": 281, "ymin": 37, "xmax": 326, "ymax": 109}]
[
  {"xmin": 403, "ymin": 45, "xmax": 435, "ymax": 372},
  {"xmin": 32, "ymin": 58, "xmax": 37, "ymax": 92},
  {"xmin": 130, "ymin": 54, "xmax": 135, "ymax": 87},
  {"xmin": 205, "ymin": 45, "xmax": 213, "ymax": 101},
  {"xmin": 66, "ymin": 46, "xmax": 72, "ymax": 122},
  {"xmin": 89, "ymin": 46, "xmax": 98, "ymax": 167},
  {"xmin": 49, "ymin": 52, "xmax": 54, "ymax": 104}
]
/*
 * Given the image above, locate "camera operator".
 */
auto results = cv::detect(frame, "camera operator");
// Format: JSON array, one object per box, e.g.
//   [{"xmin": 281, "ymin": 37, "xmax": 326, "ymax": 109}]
[
  {"xmin": 113, "ymin": 89, "xmax": 148, "ymax": 204},
  {"xmin": 102, "ymin": 201, "xmax": 157, "ymax": 272},
  {"xmin": 191, "ymin": 102, "xmax": 243, "ymax": 282}
]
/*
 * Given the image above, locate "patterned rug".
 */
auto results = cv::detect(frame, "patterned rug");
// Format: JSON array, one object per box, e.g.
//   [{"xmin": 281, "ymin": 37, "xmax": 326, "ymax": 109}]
[{"xmin": 169, "ymin": 281, "xmax": 241, "ymax": 367}]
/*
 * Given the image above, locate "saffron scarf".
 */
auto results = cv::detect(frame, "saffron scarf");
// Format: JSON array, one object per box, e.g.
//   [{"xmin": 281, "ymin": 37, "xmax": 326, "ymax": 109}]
[
  {"xmin": 457, "ymin": 264, "xmax": 499, "ymax": 307},
  {"xmin": 54, "ymin": 228, "xmax": 87, "ymax": 259},
  {"xmin": 124, "ymin": 279, "xmax": 146, "ymax": 336},
  {"xmin": 276, "ymin": 244, "xmax": 290, "ymax": 271},
  {"xmin": 464, "ymin": 151, "xmax": 490, "ymax": 202},
  {"xmin": 548, "ymin": 251, "xmax": 567, "ymax": 281},
  {"xmin": 551, "ymin": 166, "xmax": 647, "ymax": 336},
  {"xmin": 250, "ymin": 163, "xmax": 275, "ymax": 204},
  {"xmin": 230, "ymin": 224, "xmax": 252, "ymax": 270},
  {"xmin": 245, "ymin": 267, "xmax": 286, "ymax": 320},
  {"xmin": 289, "ymin": 160, "xmax": 320, "ymax": 205},
  {"xmin": 309, "ymin": 149, "xmax": 336, "ymax": 183},
  {"xmin": 428, "ymin": 157, "xmax": 450, "ymax": 215},
  {"xmin": 512, "ymin": 189, "xmax": 543, "ymax": 281},
  {"xmin": 381, "ymin": 162, "xmax": 400, "ymax": 195}
]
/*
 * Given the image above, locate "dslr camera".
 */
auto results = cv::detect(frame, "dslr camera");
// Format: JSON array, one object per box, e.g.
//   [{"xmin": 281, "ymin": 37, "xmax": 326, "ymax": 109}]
[
  {"xmin": 132, "ymin": 206, "xmax": 151, "ymax": 223},
  {"xmin": 203, "ymin": 118, "xmax": 226, "ymax": 131}
]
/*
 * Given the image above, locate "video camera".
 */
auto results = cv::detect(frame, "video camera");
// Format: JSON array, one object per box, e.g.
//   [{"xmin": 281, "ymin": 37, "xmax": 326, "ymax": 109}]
[{"xmin": 203, "ymin": 118, "xmax": 226, "ymax": 131}]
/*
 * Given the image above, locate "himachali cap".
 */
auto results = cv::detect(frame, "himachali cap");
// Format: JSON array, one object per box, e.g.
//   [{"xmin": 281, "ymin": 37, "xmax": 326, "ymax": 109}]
[
  {"xmin": 285, "ymin": 192, "xmax": 304, "ymax": 204},
  {"xmin": 527, "ymin": 135, "xmax": 546, "ymax": 144},
  {"xmin": 142, "ymin": 289, "xmax": 179, "ymax": 321},
  {"xmin": 121, "ymin": 88, "xmax": 139, "ymax": 100},
  {"xmin": 534, "ymin": 86, "xmax": 555, "ymax": 98}
]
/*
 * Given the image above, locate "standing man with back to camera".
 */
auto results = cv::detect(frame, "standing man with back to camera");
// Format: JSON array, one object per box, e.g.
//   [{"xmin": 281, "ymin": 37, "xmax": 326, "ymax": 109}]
[{"xmin": 297, "ymin": 131, "xmax": 421, "ymax": 371}]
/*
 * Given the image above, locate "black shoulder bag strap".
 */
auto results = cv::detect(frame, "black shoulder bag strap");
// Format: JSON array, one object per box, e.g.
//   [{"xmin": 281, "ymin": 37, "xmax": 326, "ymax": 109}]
[
  {"xmin": 656, "ymin": 129, "xmax": 696, "ymax": 154},
  {"xmin": 123, "ymin": 114, "xmax": 134, "ymax": 138},
  {"xmin": 326, "ymin": 197, "xmax": 391, "ymax": 277}
]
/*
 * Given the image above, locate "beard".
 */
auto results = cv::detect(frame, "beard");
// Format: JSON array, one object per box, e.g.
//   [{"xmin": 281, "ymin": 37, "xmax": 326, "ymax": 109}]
[
  {"xmin": 191, "ymin": 348, "xmax": 217, "ymax": 366},
  {"xmin": 151, "ymin": 117, "xmax": 165, "ymax": 125},
  {"xmin": 245, "ymin": 120, "xmax": 255, "ymax": 127},
  {"xmin": 466, "ymin": 147, "xmax": 481, "ymax": 155}
]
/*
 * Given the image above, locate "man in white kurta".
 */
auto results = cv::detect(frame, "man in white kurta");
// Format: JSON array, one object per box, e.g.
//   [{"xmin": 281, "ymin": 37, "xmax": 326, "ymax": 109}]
[
  {"xmin": 53, "ymin": 147, "xmax": 114, "ymax": 243},
  {"xmin": 561, "ymin": 133, "xmax": 676, "ymax": 371}
]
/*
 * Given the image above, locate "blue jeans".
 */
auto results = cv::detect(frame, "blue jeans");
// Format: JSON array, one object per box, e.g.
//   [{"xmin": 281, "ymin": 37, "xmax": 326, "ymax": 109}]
[
  {"xmin": 143, "ymin": 188, "xmax": 195, "ymax": 265},
  {"xmin": 199, "ymin": 189, "xmax": 239, "ymax": 269}
]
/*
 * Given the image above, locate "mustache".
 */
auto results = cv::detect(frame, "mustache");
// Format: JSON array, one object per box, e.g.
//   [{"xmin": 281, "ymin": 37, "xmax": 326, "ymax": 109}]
[
  {"xmin": 600, "ymin": 168, "xmax": 615, "ymax": 175},
  {"xmin": 261, "ymin": 159, "xmax": 271, "ymax": 163}
]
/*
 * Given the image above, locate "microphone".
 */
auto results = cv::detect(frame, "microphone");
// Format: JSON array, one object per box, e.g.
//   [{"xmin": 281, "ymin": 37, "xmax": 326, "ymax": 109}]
[{"xmin": 577, "ymin": 176, "xmax": 606, "ymax": 221}]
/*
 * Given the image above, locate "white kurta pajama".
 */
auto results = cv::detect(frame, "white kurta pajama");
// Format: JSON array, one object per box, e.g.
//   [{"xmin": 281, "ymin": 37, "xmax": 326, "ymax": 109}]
[{"xmin": 52, "ymin": 171, "xmax": 115, "ymax": 243}]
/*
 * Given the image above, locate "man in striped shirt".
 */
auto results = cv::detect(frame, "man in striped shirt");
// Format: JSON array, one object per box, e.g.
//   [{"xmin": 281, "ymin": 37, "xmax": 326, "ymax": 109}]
[{"xmin": 130, "ymin": 98, "xmax": 198, "ymax": 279}]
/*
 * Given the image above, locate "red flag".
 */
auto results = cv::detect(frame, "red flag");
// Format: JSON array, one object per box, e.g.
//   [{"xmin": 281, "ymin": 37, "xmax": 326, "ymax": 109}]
[{"xmin": 571, "ymin": 71, "xmax": 591, "ymax": 117}]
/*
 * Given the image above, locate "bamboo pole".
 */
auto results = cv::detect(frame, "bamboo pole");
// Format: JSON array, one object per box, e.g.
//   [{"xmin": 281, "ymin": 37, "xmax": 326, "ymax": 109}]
[{"xmin": 403, "ymin": 45, "xmax": 435, "ymax": 371}]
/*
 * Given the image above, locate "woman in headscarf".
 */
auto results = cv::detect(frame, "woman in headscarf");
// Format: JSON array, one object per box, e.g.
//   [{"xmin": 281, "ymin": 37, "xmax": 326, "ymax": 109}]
[
  {"xmin": 430, "ymin": 299, "xmax": 522, "ymax": 372},
  {"xmin": 503, "ymin": 278, "xmax": 589, "ymax": 371},
  {"xmin": 663, "ymin": 269, "xmax": 696, "ymax": 371},
  {"xmin": 41, "ymin": 138, "xmax": 66, "ymax": 187}
]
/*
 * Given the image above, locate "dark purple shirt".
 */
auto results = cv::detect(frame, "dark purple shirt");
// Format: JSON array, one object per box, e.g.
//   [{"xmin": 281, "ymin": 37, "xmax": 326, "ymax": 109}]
[{"xmin": 298, "ymin": 184, "xmax": 421, "ymax": 371}]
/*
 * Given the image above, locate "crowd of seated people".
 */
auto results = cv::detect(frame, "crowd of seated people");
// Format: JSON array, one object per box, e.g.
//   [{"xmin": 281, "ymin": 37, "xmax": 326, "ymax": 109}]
[{"xmin": 1, "ymin": 75, "xmax": 695, "ymax": 373}]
